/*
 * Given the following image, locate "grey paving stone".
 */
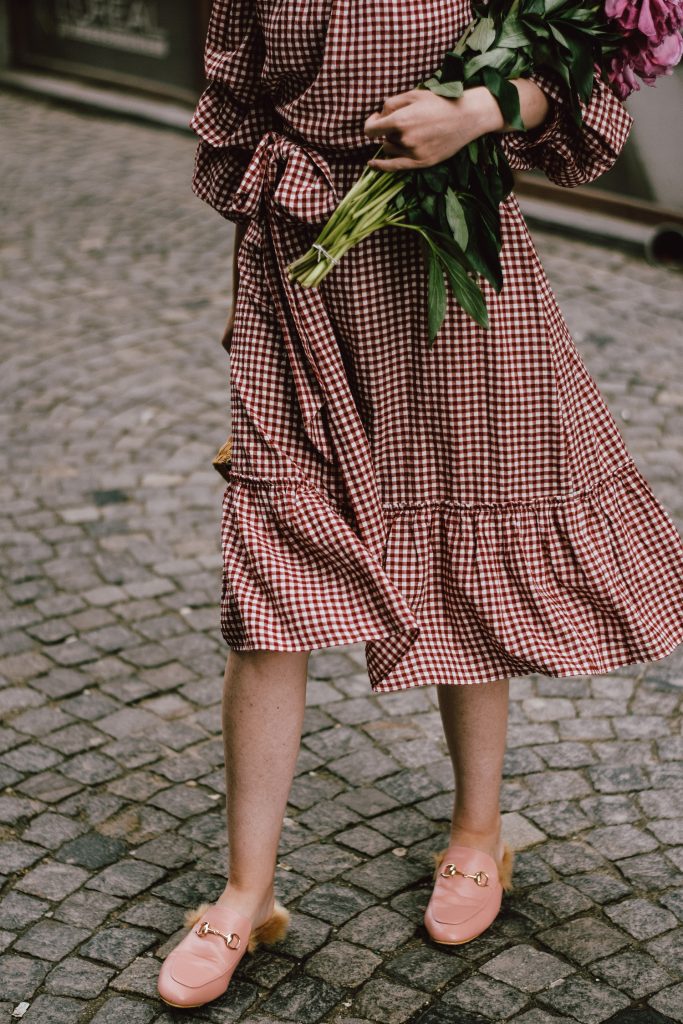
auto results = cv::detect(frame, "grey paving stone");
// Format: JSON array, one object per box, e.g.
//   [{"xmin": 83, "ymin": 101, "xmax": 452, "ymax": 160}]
[
  {"xmin": 22, "ymin": 812, "xmax": 87, "ymax": 850},
  {"xmin": 147, "ymin": 783, "xmax": 218, "ymax": 819},
  {"xmin": 17, "ymin": 770, "xmax": 83, "ymax": 804},
  {"xmin": 527, "ymin": 881, "xmax": 594, "ymax": 918},
  {"xmin": 16, "ymin": 861, "xmax": 90, "ymax": 901},
  {"xmin": 2, "ymin": 742, "xmax": 64, "ymax": 774},
  {"xmin": 276, "ymin": 910, "xmax": 331, "ymax": 958},
  {"xmin": 337, "ymin": 906, "xmax": 415, "ymax": 951},
  {"xmin": 259, "ymin": 972, "xmax": 343, "ymax": 1022},
  {"xmin": 605, "ymin": 897, "xmax": 678, "ymax": 940},
  {"xmin": 649, "ymin": 982, "xmax": 683, "ymax": 1022},
  {"xmin": 538, "ymin": 916, "xmax": 631, "ymax": 965},
  {"xmin": 78, "ymin": 925, "xmax": 158, "ymax": 967},
  {"xmin": 524, "ymin": 801, "xmax": 592, "ymax": 838},
  {"xmin": 305, "ymin": 939, "xmax": 381, "ymax": 987},
  {"xmin": 108, "ymin": 954, "xmax": 166, "ymax": 999},
  {"xmin": 336, "ymin": 824, "xmax": 396, "ymax": 856},
  {"xmin": 480, "ymin": 944, "xmax": 575, "ymax": 992},
  {"xmin": 537, "ymin": 840, "xmax": 607, "ymax": 876},
  {"xmin": 368, "ymin": 806, "xmax": 439, "ymax": 845},
  {"xmin": 280, "ymin": 842, "xmax": 362, "ymax": 882},
  {"xmin": 60, "ymin": 750, "xmax": 122, "ymax": 784},
  {"xmin": 0, "ymin": 797, "xmax": 43, "ymax": 827},
  {"xmin": 54, "ymin": 889, "xmax": 123, "ymax": 928},
  {"xmin": 646, "ymin": 927, "xmax": 683, "ymax": 976},
  {"xmin": 383, "ymin": 943, "xmax": 468, "ymax": 990},
  {"xmin": 589, "ymin": 764, "xmax": 651, "ymax": 793},
  {"xmin": 586, "ymin": 823, "xmax": 659, "ymax": 860},
  {"xmin": 617, "ymin": 852, "xmax": 683, "ymax": 889},
  {"xmin": 55, "ymin": 832, "xmax": 128, "ymax": 869},
  {"xmin": 0, "ymin": 953, "xmax": 49, "ymax": 1001},
  {"xmin": 16, "ymin": 994, "xmax": 89, "ymax": 1023},
  {"xmin": 0, "ymin": 891, "xmax": 49, "ymax": 931},
  {"xmin": 341, "ymin": 850, "xmax": 427, "ymax": 898},
  {"xmin": 376, "ymin": 768, "xmax": 445, "ymax": 806},
  {"xmin": 42, "ymin": 722, "xmax": 107, "ymax": 755},
  {"xmin": 151, "ymin": 870, "xmax": 224, "ymax": 908},
  {"xmin": 352, "ymin": 975, "xmax": 430, "ymax": 1023},
  {"xmin": 579, "ymin": 794, "xmax": 640, "ymax": 826},
  {"xmin": 84, "ymin": 859, "xmax": 166, "ymax": 897},
  {"xmin": 591, "ymin": 948, "xmax": 675, "ymax": 998},
  {"xmin": 13, "ymin": 919, "xmax": 90, "ymax": 962},
  {"xmin": 44, "ymin": 955, "xmax": 115, "ymax": 997},
  {"xmin": 297, "ymin": 882, "xmax": 376, "ymax": 925},
  {"xmin": 536, "ymin": 976, "xmax": 631, "ymax": 1023},
  {"xmin": 90, "ymin": 995, "xmax": 157, "ymax": 1024},
  {"xmin": 117, "ymin": 897, "xmax": 186, "ymax": 934},
  {"xmin": 570, "ymin": 873, "xmax": 632, "ymax": 904},
  {"xmin": 442, "ymin": 973, "xmax": 529, "ymax": 1019},
  {"xmin": 297, "ymin": 797, "xmax": 362, "ymax": 836},
  {"xmin": 1, "ymin": 839, "xmax": 47, "ymax": 872},
  {"xmin": 329, "ymin": 748, "xmax": 402, "ymax": 787},
  {"xmin": 336, "ymin": 786, "xmax": 400, "ymax": 818}
]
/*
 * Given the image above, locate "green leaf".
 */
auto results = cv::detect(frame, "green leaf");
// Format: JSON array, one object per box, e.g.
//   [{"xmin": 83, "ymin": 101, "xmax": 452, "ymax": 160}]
[
  {"xmin": 481, "ymin": 67, "xmax": 525, "ymax": 130},
  {"xmin": 421, "ymin": 164, "xmax": 450, "ymax": 192},
  {"xmin": 428, "ymin": 80, "xmax": 464, "ymax": 100},
  {"xmin": 426, "ymin": 244, "xmax": 447, "ymax": 344},
  {"xmin": 464, "ymin": 46, "xmax": 516, "ymax": 77},
  {"xmin": 445, "ymin": 189, "xmax": 469, "ymax": 250},
  {"xmin": 467, "ymin": 16, "xmax": 497, "ymax": 52},
  {"xmin": 496, "ymin": 17, "xmax": 530, "ymax": 48},
  {"xmin": 440, "ymin": 251, "xmax": 490, "ymax": 329},
  {"xmin": 561, "ymin": 26, "xmax": 597, "ymax": 102}
]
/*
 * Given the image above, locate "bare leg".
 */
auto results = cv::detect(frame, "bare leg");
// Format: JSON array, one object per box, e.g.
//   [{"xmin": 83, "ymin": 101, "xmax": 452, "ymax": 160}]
[
  {"xmin": 436, "ymin": 678, "xmax": 510, "ymax": 862},
  {"xmin": 215, "ymin": 648, "xmax": 310, "ymax": 927}
]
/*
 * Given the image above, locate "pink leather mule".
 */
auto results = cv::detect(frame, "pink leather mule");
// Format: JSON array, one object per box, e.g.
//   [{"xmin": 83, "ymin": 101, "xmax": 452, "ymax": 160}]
[
  {"xmin": 424, "ymin": 841, "xmax": 515, "ymax": 945},
  {"xmin": 157, "ymin": 898, "xmax": 290, "ymax": 1008}
]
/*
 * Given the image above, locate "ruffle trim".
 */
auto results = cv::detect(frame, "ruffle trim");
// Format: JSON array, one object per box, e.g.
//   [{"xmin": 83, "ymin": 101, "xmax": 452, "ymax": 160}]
[{"xmin": 219, "ymin": 460, "xmax": 683, "ymax": 691}]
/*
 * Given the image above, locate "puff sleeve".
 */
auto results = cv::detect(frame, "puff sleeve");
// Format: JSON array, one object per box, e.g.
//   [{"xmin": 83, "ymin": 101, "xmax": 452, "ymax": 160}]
[
  {"xmin": 498, "ymin": 63, "xmax": 635, "ymax": 188},
  {"xmin": 190, "ymin": 0, "xmax": 279, "ymax": 222}
]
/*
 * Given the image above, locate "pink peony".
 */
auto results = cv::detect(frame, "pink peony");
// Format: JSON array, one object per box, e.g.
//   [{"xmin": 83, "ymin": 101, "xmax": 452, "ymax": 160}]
[
  {"xmin": 604, "ymin": 0, "xmax": 683, "ymax": 96},
  {"xmin": 605, "ymin": 0, "xmax": 683, "ymax": 39},
  {"xmin": 650, "ymin": 28, "xmax": 683, "ymax": 62}
]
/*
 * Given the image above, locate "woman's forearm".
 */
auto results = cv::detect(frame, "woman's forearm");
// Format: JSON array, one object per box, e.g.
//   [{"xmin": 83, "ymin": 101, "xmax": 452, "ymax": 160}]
[{"xmin": 465, "ymin": 79, "xmax": 552, "ymax": 138}]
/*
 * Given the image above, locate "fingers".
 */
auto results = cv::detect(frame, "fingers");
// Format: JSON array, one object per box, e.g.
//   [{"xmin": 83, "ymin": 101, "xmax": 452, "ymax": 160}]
[
  {"xmin": 366, "ymin": 155, "xmax": 422, "ymax": 171},
  {"xmin": 363, "ymin": 90, "xmax": 419, "ymax": 142}
]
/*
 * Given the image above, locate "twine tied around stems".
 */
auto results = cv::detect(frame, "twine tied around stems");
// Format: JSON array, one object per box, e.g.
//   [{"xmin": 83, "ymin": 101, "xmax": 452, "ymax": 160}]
[{"xmin": 312, "ymin": 242, "xmax": 339, "ymax": 265}]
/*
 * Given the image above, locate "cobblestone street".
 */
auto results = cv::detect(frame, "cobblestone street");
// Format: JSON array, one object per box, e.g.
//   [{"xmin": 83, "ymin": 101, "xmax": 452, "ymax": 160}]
[{"xmin": 2, "ymin": 89, "xmax": 683, "ymax": 1024}]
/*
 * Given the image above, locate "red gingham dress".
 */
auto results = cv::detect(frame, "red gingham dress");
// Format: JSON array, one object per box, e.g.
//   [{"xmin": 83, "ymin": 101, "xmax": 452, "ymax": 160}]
[{"xmin": 191, "ymin": 0, "xmax": 683, "ymax": 692}]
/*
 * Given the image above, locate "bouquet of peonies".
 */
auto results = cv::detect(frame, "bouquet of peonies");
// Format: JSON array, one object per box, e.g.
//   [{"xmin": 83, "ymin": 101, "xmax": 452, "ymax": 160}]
[{"xmin": 287, "ymin": 0, "xmax": 683, "ymax": 343}]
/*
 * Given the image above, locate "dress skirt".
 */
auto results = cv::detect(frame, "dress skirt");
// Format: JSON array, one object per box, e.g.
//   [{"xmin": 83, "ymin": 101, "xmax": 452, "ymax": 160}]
[{"xmin": 192, "ymin": 0, "xmax": 683, "ymax": 692}]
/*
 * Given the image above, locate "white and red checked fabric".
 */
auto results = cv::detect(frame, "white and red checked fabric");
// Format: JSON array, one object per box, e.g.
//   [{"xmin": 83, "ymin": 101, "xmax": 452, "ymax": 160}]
[{"xmin": 191, "ymin": 0, "xmax": 683, "ymax": 692}]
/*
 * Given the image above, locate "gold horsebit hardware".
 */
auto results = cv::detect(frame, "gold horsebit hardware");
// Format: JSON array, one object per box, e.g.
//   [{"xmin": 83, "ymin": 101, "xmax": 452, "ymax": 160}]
[
  {"xmin": 195, "ymin": 920, "xmax": 242, "ymax": 950},
  {"xmin": 440, "ymin": 863, "xmax": 490, "ymax": 887}
]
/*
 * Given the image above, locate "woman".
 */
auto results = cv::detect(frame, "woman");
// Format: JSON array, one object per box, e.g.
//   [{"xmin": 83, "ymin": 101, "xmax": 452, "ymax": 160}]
[{"xmin": 157, "ymin": 0, "xmax": 683, "ymax": 1009}]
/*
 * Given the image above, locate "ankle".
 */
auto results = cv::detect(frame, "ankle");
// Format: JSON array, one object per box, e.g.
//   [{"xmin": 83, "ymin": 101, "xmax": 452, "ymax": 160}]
[
  {"xmin": 216, "ymin": 882, "xmax": 275, "ymax": 922},
  {"xmin": 451, "ymin": 810, "xmax": 501, "ymax": 834},
  {"xmin": 449, "ymin": 813, "xmax": 503, "ymax": 856}
]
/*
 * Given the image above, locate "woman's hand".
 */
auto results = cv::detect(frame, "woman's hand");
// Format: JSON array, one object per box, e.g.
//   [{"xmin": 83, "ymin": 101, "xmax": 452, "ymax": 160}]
[{"xmin": 364, "ymin": 81, "xmax": 550, "ymax": 172}]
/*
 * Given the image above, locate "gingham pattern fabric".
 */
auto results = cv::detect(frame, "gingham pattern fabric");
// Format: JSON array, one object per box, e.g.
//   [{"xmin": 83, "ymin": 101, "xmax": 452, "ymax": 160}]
[{"xmin": 192, "ymin": 0, "xmax": 683, "ymax": 692}]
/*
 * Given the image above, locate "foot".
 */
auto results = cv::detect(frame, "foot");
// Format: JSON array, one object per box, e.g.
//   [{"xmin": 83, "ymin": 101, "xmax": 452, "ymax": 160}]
[
  {"xmin": 215, "ymin": 884, "xmax": 275, "ymax": 932},
  {"xmin": 424, "ymin": 814, "xmax": 514, "ymax": 946},
  {"xmin": 447, "ymin": 814, "xmax": 505, "ymax": 866},
  {"xmin": 157, "ymin": 885, "xmax": 289, "ymax": 1009}
]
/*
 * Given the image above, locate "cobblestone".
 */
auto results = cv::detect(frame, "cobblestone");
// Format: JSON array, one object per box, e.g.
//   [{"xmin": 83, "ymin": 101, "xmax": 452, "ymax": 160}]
[{"xmin": 2, "ymin": 88, "xmax": 683, "ymax": 1023}]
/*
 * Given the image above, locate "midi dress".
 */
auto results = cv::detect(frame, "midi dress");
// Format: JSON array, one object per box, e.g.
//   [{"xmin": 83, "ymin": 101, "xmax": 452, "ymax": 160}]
[{"xmin": 191, "ymin": 0, "xmax": 683, "ymax": 693}]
